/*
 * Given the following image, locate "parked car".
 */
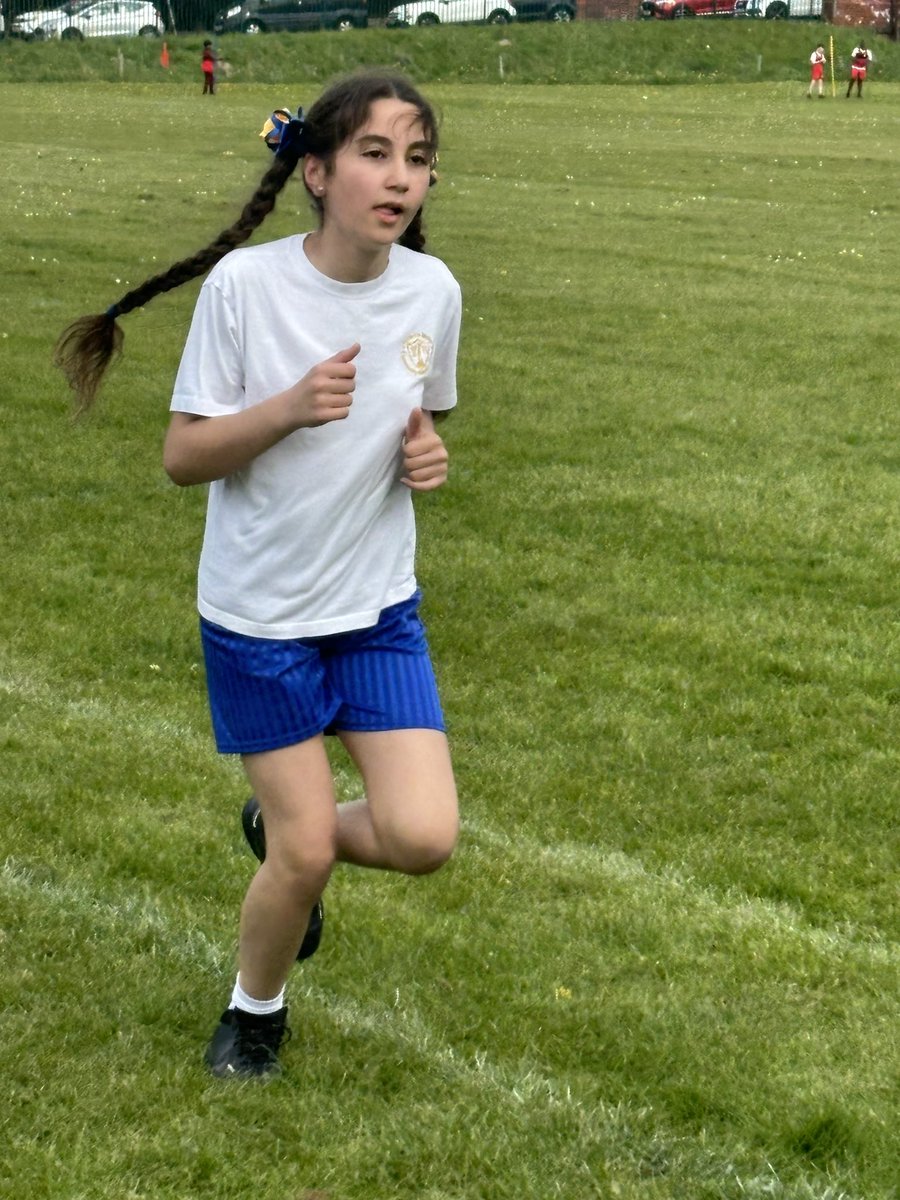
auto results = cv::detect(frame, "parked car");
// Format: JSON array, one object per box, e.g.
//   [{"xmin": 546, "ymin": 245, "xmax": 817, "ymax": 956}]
[
  {"xmin": 35, "ymin": 0, "xmax": 162, "ymax": 38},
  {"xmin": 734, "ymin": 0, "xmax": 822, "ymax": 15},
  {"xmin": 386, "ymin": 0, "xmax": 516, "ymax": 25},
  {"xmin": 213, "ymin": 0, "xmax": 367, "ymax": 32},
  {"xmin": 11, "ymin": 1, "xmax": 91, "ymax": 40},
  {"xmin": 640, "ymin": 0, "xmax": 739, "ymax": 15},
  {"xmin": 512, "ymin": 0, "xmax": 575, "ymax": 18}
]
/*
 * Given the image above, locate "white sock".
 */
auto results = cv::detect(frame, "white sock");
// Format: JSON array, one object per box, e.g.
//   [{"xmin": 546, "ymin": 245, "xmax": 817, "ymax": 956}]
[{"xmin": 230, "ymin": 974, "xmax": 285, "ymax": 1016}]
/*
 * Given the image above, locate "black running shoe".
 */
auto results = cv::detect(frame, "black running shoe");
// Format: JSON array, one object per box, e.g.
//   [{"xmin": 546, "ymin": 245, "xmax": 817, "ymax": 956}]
[
  {"xmin": 241, "ymin": 793, "xmax": 267, "ymax": 861},
  {"xmin": 204, "ymin": 1005, "xmax": 290, "ymax": 1078},
  {"xmin": 241, "ymin": 796, "xmax": 325, "ymax": 962}
]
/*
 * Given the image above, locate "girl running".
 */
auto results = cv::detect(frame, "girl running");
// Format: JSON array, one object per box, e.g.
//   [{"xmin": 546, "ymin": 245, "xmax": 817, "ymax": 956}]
[{"xmin": 55, "ymin": 71, "xmax": 462, "ymax": 1078}]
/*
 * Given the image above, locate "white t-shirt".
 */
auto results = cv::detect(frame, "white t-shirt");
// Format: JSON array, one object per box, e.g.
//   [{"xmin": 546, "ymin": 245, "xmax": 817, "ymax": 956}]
[{"xmin": 171, "ymin": 235, "xmax": 462, "ymax": 639}]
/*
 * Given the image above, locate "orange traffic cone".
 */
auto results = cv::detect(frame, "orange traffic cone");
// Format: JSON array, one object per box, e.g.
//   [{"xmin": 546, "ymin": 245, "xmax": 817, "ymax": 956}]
[{"xmin": 160, "ymin": 41, "xmax": 170, "ymax": 69}]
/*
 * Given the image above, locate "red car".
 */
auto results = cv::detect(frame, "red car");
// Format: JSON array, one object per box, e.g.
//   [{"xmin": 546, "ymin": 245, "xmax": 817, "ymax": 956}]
[{"xmin": 639, "ymin": 0, "xmax": 739, "ymax": 16}]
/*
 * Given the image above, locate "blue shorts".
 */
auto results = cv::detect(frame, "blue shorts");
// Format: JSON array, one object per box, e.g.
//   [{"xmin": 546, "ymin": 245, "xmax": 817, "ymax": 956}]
[{"xmin": 199, "ymin": 591, "xmax": 445, "ymax": 755}]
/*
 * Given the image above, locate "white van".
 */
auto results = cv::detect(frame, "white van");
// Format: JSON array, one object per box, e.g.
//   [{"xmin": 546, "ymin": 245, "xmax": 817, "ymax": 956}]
[{"xmin": 40, "ymin": 0, "xmax": 163, "ymax": 39}]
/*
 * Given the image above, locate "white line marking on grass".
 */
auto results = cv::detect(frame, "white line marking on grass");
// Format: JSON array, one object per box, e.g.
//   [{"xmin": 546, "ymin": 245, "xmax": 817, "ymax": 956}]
[
  {"xmin": 3, "ymin": 645, "xmax": 892, "ymax": 976},
  {"xmin": 0, "ymin": 854, "xmax": 638, "ymax": 1128},
  {"xmin": 462, "ymin": 820, "xmax": 899, "ymax": 967},
  {"xmin": 0, "ymin": 857, "xmax": 874, "ymax": 1200},
  {"xmin": 299, "ymin": 982, "xmax": 599, "ymax": 1114},
  {"xmin": 0, "ymin": 657, "xmax": 210, "ymax": 751},
  {"xmin": 0, "ymin": 857, "xmax": 228, "ymax": 973}
]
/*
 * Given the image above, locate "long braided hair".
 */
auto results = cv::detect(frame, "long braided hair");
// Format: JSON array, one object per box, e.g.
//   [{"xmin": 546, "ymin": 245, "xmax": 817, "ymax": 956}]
[{"xmin": 54, "ymin": 70, "xmax": 439, "ymax": 413}]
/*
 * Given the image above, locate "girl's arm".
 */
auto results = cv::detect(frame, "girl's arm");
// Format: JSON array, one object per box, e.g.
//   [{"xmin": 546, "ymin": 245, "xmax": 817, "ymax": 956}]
[{"xmin": 164, "ymin": 343, "xmax": 359, "ymax": 486}]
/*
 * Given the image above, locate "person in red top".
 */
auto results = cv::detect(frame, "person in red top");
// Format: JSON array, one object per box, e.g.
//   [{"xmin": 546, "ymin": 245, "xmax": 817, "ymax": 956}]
[
  {"xmin": 846, "ymin": 41, "xmax": 872, "ymax": 98},
  {"xmin": 201, "ymin": 40, "xmax": 217, "ymax": 96},
  {"xmin": 807, "ymin": 44, "xmax": 826, "ymax": 99}
]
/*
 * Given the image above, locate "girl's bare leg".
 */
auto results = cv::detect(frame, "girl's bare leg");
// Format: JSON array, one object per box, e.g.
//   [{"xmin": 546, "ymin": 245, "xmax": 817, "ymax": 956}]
[
  {"xmin": 238, "ymin": 736, "xmax": 338, "ymax": 999},
  {"xmin": 335, "ymin": 729, "xmax": 458, "ymax": 875}
]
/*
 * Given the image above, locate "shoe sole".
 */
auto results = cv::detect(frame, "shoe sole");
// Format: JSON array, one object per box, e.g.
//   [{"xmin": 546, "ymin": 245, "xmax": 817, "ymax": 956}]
[{"xmin": 241, "ymin": 796, "xmax": 324, "ymax": 962}]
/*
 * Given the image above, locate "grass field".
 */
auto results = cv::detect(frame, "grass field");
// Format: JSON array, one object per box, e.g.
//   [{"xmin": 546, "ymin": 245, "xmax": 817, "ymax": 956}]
[
  {"xmin": 4, "ymin": 21, "xmax": 900, "ymax": 86},
  {"xmin": 1, "ymin": 58, "xmax": 899, "ymax": 1200}
]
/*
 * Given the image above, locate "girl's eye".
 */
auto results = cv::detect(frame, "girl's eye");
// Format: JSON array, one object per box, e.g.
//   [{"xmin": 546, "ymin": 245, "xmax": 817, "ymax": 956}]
[{"xmin": 359, "ymin": 147, "xmax": 432, "ymax": 168}]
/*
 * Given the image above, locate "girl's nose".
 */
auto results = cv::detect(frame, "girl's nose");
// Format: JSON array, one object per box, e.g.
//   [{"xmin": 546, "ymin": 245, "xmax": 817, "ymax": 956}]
[{"xmin": 387, "ymin": 155, "xmax": 410, "ymax": 191}]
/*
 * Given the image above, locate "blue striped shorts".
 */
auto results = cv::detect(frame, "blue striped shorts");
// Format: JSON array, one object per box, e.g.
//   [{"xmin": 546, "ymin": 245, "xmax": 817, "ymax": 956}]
[{"xmin": 199, "ymin": 590, "xmax": 445, "ymax": 755}]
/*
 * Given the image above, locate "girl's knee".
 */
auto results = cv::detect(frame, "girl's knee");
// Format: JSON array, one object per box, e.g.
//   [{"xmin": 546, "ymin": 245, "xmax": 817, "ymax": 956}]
[
  {"xmin": 404, "ymin": 840, "xmax": 455, "ymax": 876},
  {"xmin": 390, "ymin": 819, "xmax": 458, "ymax": 876},
  {"xmin": 268, "ymin": 831, "xmax": 336, "ymax": 893}
]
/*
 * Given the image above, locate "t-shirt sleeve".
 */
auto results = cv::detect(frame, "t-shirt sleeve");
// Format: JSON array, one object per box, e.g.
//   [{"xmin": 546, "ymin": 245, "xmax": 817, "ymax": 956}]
[
  {"xmin": 170, "ymin": 275, "xmax": 245, "ymax": 416},
  {"xmin": 423, "ymin": 276, "xmax": 462, "ymax": 415}
]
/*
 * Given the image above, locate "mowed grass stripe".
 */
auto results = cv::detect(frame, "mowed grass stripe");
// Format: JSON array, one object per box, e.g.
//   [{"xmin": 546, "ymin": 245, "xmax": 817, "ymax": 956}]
[
  {"xmin": 0, "ymin": 652, "xmax": 209, "ymax": 752},
  {"xmin": 3, "ymin": 854, "xmax": 860, "ymax": 1200},
  {"xmin": 4, "ymin": 645, "xmax": 893, "ymax": 970},
  {"xmin": 0, "ymin": 855, "xmax": 656, "ymax": 1123},
  {"xmin": 2, "ymin": 852, "xmax": 886, "ymax": 1200},
  {"xmin": 1, "ymin": 856, "xmax": 228, "ymax": 974},
  {"xmin": 463, "ymin": 822, "xmax": 898, "ymax": 966}
]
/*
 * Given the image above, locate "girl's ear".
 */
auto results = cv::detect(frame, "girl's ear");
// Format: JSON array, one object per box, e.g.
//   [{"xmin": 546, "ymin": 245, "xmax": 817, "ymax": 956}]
[{"xmin": 304, "ymin": 156, "xmax": 326, "ymax": 196}]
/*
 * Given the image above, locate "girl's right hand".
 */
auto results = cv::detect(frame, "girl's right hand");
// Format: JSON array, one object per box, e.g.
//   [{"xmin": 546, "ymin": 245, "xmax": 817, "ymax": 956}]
[
  {"xmin": 164, "ymin": 344, "xmax": 361, "ymax": 487},
  {"xmin": 288, "ymin": 343, "xmax": 360, "ymax": 428}
]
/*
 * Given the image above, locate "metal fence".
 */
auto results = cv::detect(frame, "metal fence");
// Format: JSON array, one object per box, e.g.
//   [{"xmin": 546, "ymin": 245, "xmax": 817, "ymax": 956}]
[
  {"xmin": 0, "ymin": 0, "xmax": 585, "ymax": 37},
  {"xmin": 1, "ymin": 0, "xmax": 226, "ymax": 36},
  {"xmin": 1, "ymin": 0, "xmax": 893, "ymax": 39}
]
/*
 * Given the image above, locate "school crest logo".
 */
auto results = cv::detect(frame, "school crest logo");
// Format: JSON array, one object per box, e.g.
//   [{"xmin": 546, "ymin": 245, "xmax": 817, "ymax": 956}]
[{"xmin": 401, "ymin": 332, "xmax": 433, "ymax": 376}]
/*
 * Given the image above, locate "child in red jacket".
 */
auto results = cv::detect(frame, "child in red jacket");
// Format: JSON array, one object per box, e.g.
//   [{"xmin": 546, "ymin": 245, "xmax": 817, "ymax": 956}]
[{"xmin": 202, "ymin": 40, "xmax": 216, "ymax": 96}]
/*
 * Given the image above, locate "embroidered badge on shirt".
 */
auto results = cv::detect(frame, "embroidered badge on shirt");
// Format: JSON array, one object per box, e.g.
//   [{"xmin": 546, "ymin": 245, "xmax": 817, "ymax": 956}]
[{"xmin": 401, "ymin": 333, "xmax": 434, "ymax": 376}]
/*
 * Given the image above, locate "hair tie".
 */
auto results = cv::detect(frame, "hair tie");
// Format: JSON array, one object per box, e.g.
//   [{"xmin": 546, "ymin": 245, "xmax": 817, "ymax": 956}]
[
  {"xmin": 259, "ymin": 107, "xmax": 310, "ymax": 159},
  {"xmin": 106, "ymin": 303, "xmax": 121, "ymax": 319}
]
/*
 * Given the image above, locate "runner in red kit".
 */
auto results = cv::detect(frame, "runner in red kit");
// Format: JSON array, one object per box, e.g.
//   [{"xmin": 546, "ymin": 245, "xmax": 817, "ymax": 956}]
[
  {"xmin": 201, "ymin": 40, "xmax": 216, "ymax": 96},
  {"xmin": 846, "ymin": 42, "xmax": 871, "ymax": 99},
  {"xmin": 807, "ymin": 45, "xmax": 826, "ymax": 99}
]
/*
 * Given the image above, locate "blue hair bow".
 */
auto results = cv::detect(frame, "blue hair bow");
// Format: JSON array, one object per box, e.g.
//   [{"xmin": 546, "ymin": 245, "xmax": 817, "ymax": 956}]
[{"xmin": 259, "ymin": 107, "xmax": 310, "ymax": 159}]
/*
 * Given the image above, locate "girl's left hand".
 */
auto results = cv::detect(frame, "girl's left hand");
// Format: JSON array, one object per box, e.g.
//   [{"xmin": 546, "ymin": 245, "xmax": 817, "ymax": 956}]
[{"xmin": 401, "ymin": 407, "xmax": 449, "ymax": 491}]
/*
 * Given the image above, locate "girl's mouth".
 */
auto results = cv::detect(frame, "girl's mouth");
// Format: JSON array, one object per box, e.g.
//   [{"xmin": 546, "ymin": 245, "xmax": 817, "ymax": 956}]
[{"xmin": 374, "ymin": 204, "xmax": 404, "ymax": 222}]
